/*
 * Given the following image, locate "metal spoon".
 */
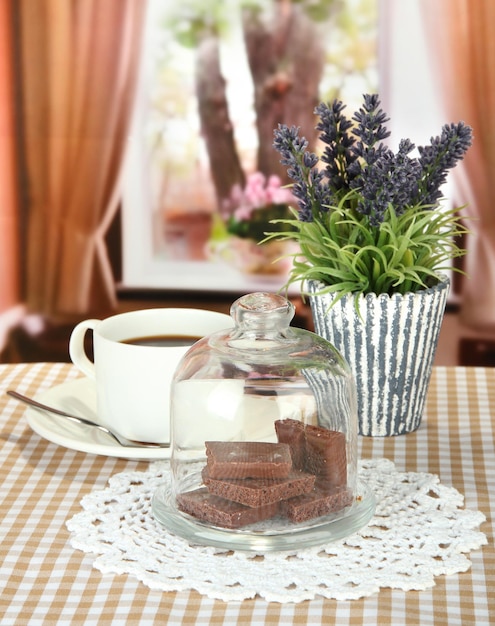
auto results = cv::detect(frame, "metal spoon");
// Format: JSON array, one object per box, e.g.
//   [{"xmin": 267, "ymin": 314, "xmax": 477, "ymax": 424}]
[{"xmin": 6, "ymin": 390, "xmax": 170, "ymax": 449}]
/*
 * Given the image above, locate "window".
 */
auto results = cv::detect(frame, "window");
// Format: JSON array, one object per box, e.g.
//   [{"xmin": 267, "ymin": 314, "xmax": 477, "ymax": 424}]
[{"xmin": 121, "ymin": 0, "xmax": 380, "ymax": 292}]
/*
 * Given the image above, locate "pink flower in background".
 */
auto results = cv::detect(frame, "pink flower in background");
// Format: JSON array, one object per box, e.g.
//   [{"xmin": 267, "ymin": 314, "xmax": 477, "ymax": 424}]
[
  {"xmin": 224, "ymin": 173, "xmax": 295, "ymax": 220},
  {"xmin": 234, "ymin": 205, "xmax": 254, "ymax": 221},
  {"xmin": 266, "ymin": 175, "xmax": 295, "ymax": 205},
  {"xmin": 221, "ymin": 171, "xmax": 297, "ymax": 242}
]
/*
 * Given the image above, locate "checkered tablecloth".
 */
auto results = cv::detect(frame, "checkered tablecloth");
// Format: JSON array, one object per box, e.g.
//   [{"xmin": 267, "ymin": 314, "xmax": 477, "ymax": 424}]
[{"xmin": 0, "ymin": 363, "xmax": 493, "ymax": 625}]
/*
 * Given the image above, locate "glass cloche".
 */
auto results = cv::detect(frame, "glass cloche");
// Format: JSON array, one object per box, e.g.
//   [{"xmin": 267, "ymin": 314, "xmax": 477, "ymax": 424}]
[{"xmin": 152, "ymin": 292, "xmax": 375, "ymax": 551}]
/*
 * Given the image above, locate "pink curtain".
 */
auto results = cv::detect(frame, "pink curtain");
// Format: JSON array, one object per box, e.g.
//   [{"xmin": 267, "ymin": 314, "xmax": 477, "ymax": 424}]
[
  {"xmin": 421, "ymin": 0, "xmax": 495, "ymax": 330},
  {"xmin": 18, "ymin": 0, "xmax": 147, "ymax": 320}
]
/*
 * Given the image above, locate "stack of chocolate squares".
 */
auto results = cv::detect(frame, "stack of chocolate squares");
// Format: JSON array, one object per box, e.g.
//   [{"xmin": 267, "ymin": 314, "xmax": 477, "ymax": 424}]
[{"xmin": 176, "ymin": 419, "xmax": 353, "ymax": 530}]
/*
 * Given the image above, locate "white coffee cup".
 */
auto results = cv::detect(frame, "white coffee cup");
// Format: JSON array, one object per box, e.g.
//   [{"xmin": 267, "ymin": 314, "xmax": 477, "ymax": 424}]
[{"xmin": 68, "ymin": 308, "xmax": 233, "ymax": 444}]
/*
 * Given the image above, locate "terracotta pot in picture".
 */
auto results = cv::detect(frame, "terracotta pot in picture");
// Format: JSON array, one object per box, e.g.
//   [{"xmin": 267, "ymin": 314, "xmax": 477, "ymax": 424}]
[{"xmin": 228, "ymin": 236, "xmax": 294, "ymax": 275}]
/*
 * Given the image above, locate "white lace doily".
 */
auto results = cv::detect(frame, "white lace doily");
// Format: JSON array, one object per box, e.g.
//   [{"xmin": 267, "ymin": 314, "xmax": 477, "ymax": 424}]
[{"xmin": 66, "ymin": 458, "xmax": 487, "ymax": 603}]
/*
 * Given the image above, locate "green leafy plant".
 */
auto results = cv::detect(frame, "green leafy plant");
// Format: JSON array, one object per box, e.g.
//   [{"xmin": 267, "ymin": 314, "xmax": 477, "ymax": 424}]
[{"xmin": 268, "ymin": 94, "xmax": 473, "ymax": 302}]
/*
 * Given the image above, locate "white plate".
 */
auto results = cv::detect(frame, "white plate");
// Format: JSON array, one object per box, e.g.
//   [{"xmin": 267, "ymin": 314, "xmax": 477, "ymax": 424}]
[{"xmin": 25, "ymin": 377, "xmax": 170, "ymax": 460}]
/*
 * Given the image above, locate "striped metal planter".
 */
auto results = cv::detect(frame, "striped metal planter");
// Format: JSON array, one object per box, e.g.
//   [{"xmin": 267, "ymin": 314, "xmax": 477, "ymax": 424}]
[{"xmin": 307, "ymin": 276, "xmax": 450, "ymax": 436}]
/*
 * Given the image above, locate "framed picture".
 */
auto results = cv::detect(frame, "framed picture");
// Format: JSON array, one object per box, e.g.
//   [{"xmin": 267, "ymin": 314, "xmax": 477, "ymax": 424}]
[{"xmin": 120, "ymin": 0, "xmax": 379, "ymax": 293}]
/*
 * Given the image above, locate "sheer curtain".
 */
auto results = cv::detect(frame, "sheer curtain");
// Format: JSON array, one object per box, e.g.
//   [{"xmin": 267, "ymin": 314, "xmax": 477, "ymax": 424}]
[
  {"xmin": 17, "ymin": 0, "xmax": 147, "ymax": 320},
  {"xmin": 420, "ymin": 0, "xmax": 495, "ymax": 329}
]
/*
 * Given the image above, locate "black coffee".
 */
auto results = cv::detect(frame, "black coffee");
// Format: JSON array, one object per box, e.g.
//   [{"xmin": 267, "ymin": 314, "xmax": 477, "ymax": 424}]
[{"xmin": 122, "ymin": 334, "xmax": 201, "ymax": 347}]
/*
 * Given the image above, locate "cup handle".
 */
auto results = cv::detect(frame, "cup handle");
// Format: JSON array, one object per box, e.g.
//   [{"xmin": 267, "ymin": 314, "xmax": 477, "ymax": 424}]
[{"xmin": 68, "ymin": 319, "xmax": 100, "ymax": 379}]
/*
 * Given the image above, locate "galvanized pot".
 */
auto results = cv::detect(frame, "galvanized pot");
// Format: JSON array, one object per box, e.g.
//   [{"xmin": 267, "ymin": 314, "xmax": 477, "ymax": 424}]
[{"xmin": 307, "ymin": 276, "xmax": 450, "ymax": 436}]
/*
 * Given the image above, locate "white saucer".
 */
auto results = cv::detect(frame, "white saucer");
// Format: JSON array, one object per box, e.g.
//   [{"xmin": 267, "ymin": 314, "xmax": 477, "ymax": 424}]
[{"xmin": 25, "ymin": 378, "xmax": 170, "ymax": 460}]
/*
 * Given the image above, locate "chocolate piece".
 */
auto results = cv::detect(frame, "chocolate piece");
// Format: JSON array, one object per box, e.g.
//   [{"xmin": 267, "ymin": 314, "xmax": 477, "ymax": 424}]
[
  {"xmin": 274, "ymin": 419, "xmax": 306, "ymax": 470},
  {"xmin": 205, "ymin": 441, "xmax": 292, "ymax": 479},
  {"xmin": 282, "ymin": 486, "xmax": 353, "ymax": 523},
  {"xmin": 176, "ymin": 488, "xmax": 279, "ymax": 529},
  {"xmin": 304, "ymin": 425, "xmax": 347, "ymax": 488},
  {"xmin": 275, "ymin": 419, "xmax": 348, "ymax": 489},
  {"xmin": 202, "ymin": 467, "xmax": 315, "ymax": 507}
]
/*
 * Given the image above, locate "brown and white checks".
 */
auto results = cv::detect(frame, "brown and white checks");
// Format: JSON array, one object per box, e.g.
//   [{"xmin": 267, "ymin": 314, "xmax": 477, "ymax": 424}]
[{"xmin": 0, "ymin": 363, "xmax": 493, "ymax": 624}]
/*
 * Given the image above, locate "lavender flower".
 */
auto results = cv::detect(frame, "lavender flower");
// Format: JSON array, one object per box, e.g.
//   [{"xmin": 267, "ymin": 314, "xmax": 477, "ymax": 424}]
[
  {"xmin": 351, "ymin": 93, "xmax": 391, "ymax": 147},
  {"xmin": 351, "ymin": 138, "xmax": 422, "ymax": 224},
  {"xmin": 417, "ymin": 122, "xmax": 474, "ymax": 206},
  {"xmin": 315, "ymin": 101, "xmax": 358, "ymax": 193},
  {"xmin": 273, "ymin": 94, "xmax": 473, "ymax": 227},
  {"xmin": 268, "ymin": 94, "xmax": 473, "ymax": 298},
  {"xmin": 273, "ymin": 123, "xmax": 332, "ymax": 222}
]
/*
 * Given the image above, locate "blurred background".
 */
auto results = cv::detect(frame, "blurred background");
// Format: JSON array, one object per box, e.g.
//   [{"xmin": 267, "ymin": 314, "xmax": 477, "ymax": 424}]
[{"xmin": 0, "ymin": 0, "xmax": 493, "ymax": 365}]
